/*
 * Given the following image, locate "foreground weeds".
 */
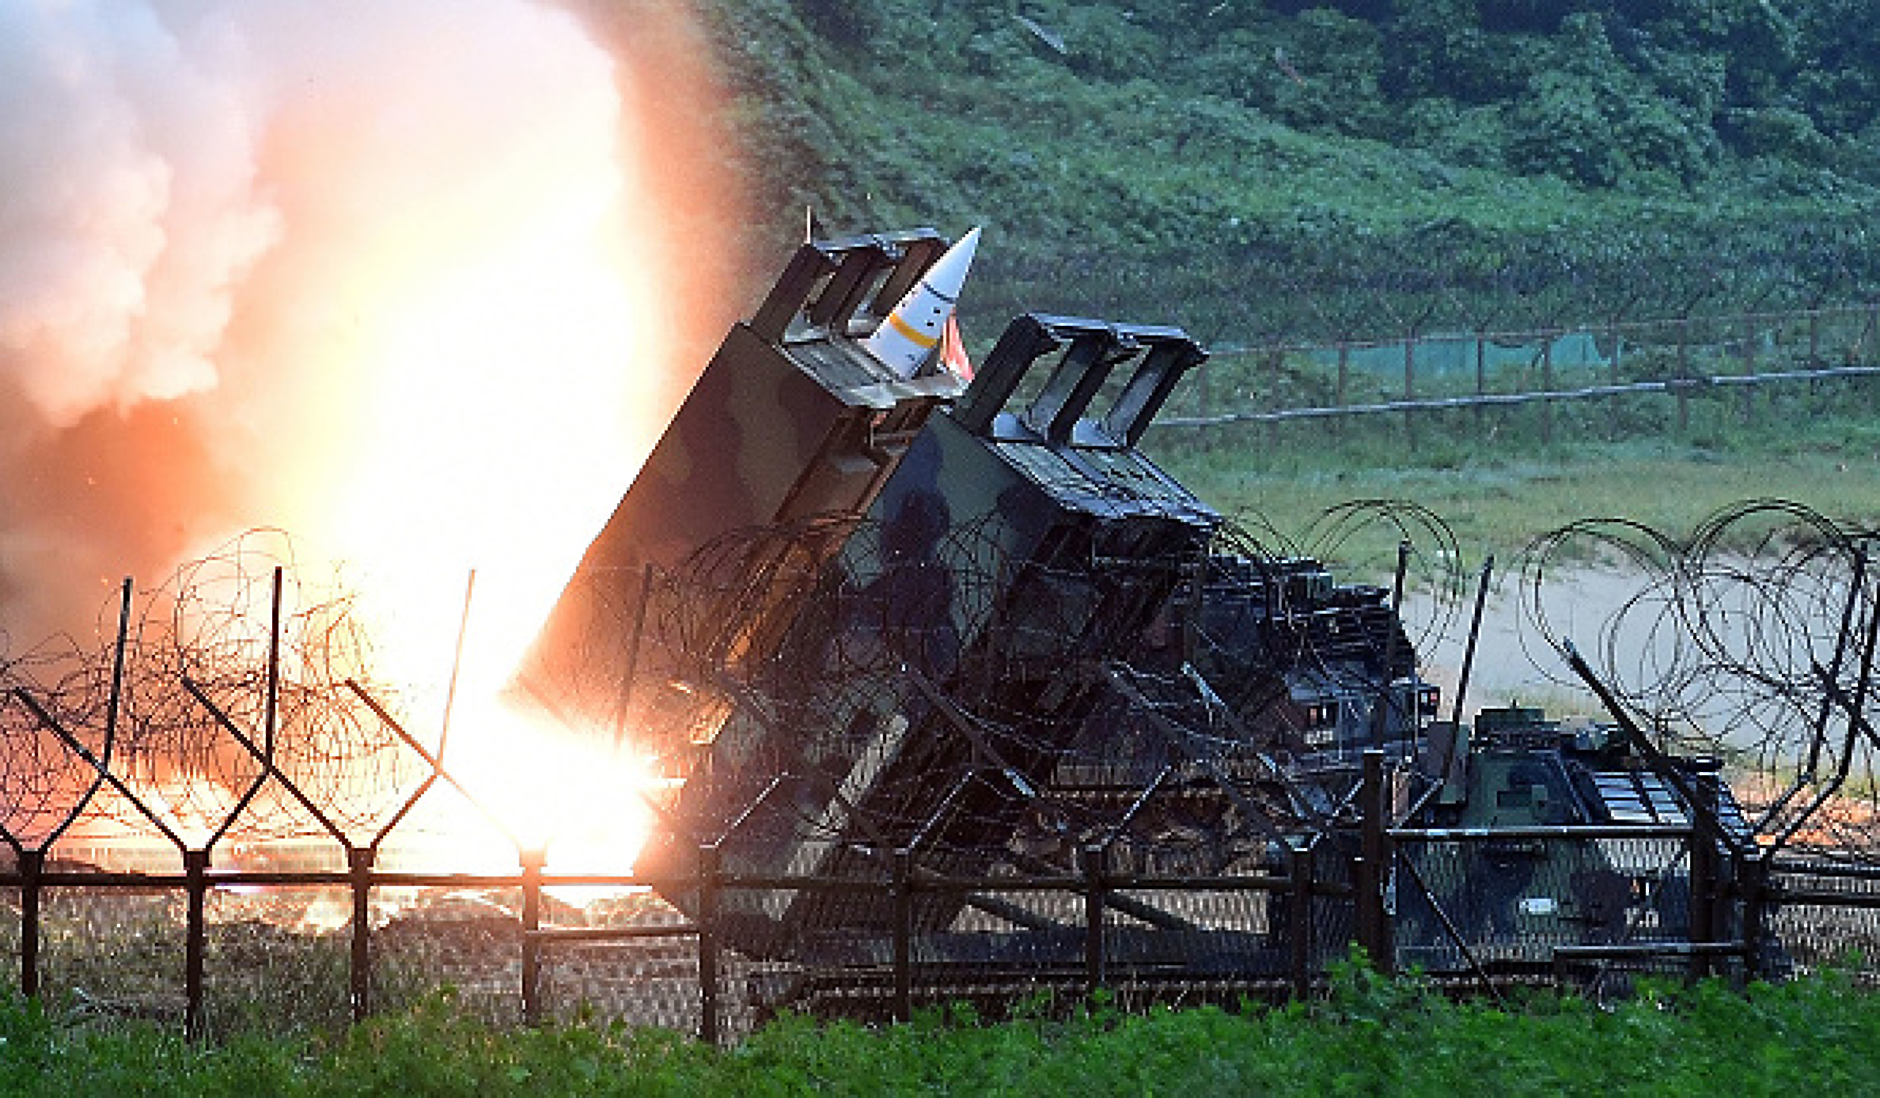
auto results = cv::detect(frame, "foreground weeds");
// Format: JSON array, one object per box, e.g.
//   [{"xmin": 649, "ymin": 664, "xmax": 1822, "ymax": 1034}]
[{"xmin": 4, "ymin": 967, "xmax": 1879, "ymax": 1096}]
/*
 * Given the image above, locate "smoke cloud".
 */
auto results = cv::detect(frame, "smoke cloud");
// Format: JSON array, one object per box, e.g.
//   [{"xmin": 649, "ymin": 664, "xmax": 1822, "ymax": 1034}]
[
  {"xmin": 0, "ymin": 0, "xmax": 743, "ymax": 649},
  {"xmin": 0, "ymin": 3, "xmax": 277, "ymax": 427}
]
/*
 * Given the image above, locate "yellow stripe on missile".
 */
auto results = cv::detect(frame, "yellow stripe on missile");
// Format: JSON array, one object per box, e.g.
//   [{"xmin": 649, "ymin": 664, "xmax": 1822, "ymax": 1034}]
[{"xmin": 886, "ymin": 309, "xmax": 941, "ymax": 349}]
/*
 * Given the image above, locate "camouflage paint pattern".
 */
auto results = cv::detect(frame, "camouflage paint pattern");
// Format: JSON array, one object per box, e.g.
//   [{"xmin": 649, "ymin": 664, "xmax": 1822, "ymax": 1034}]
[
  {"xmin": 634, "ymin": 314, "xmax": 1219, "ymax": 957},
  {"xmin": 522, "ymin": 230, "xmax": 967, "ymax": 728},
  {"xmin": 1394, "ymin": 707, "xmax": 1754, "ymax": 975},
  {"xmin": 519, "ymin": 227, "xmax": 1760, "ymax": 976}
]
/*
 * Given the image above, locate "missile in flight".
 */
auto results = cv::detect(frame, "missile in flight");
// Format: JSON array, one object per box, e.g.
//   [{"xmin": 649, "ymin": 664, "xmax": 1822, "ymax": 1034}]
[{"xmin": 861, "ymin": 226, "xmax": 981, "ymax": 378}]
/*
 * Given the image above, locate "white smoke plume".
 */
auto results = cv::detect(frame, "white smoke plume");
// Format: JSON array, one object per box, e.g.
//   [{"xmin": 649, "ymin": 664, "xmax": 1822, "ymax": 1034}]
[
  {"xmin": 0, "ymin": 2, "xmax": 280, "ymax": 427},
  {"xmin": 0, "ymin": 0, "xmax": 742, "ymax": 650}
]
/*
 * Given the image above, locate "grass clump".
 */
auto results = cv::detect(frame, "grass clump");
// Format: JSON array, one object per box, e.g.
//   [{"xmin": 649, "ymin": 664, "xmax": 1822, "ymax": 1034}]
[{"xmin": 6, "ymin": 966, "xmax": 1880, "ymax": 1096}]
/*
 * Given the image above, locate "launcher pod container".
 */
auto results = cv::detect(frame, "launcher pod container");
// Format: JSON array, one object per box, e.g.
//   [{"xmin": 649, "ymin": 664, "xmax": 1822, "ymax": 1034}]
[
  {"xmin": 525, "ymin": 230, "xmax": 967, "ymax": 730},
  {"xmin": 633, "ymin": 315, "xmax": 1216, "ymax": 960}
]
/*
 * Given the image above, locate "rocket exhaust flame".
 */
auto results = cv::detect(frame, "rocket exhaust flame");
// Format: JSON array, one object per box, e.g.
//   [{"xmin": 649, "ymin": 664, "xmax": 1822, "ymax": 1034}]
[{"xmin": 0, "ymin": 0, "xmax": 741, "ymax": 878}]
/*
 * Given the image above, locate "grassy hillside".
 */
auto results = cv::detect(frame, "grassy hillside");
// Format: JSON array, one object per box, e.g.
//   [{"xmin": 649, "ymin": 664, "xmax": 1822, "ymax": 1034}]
[{"xmin": 701, "ymin": 1, "xmax": 1879, "ymax": 343}]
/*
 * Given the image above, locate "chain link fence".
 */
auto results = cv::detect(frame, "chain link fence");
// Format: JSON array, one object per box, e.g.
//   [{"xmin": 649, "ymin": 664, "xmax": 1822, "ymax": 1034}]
[{"xmin": 1148, "ymin": 302, "xmax": 1880, "ymax": 451}]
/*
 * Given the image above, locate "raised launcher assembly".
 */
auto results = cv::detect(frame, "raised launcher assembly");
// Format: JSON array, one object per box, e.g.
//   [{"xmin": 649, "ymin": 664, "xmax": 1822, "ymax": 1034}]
[
  {"xmin": 631, "ymin": 313, "xmax": 1219, "ymax": 960},
  {"xmin": 534, "ymin": 228, "xmax": 1771, "ymax": 989},
  {"xmin": 524, "ymin": 229, "xmax": 968, "ymax": 731}
]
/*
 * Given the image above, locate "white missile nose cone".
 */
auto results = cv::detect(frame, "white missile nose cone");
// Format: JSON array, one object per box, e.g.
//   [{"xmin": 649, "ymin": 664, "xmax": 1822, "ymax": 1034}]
[
  {"xmin": 862, "ymin": 227, "xmax": 984, "ymax": 378},
  {"xmin": 925, "ymin": 225, "xmax": 980, "ymax": 301}
]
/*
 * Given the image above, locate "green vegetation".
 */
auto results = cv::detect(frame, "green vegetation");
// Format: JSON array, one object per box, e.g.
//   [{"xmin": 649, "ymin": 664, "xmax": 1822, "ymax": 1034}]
[
  {"xmin": 703, "ymin": 1, "xmax": 1879, "ymax": 341},
  {"xmin": 8, "ymin": 965, "xmax": 1880, "ymax": 1095},
  {"xmin": 691, "ymin": 0, "xmax": 1880, "ymax": 575},
  {"xmin": 1154, "ymin": 402, "xmax": 1880, "ymax": 560}
]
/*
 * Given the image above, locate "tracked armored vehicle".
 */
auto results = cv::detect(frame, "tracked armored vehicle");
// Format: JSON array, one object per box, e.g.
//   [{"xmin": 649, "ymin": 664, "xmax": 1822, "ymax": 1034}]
[{"xmin": 527, "ymin": 227, "xmax": 1777, "ymax": 1000}]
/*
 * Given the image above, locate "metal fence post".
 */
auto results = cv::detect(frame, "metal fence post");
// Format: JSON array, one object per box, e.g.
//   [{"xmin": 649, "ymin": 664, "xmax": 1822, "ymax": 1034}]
[
  {"xmin": 184, "ymin": 849, "xmax": 209, "ymax": 1041},
  {"xmin": 1741, "ymin": 310, "xmax": 1758, "ymax": 424},
  {"xmin": 1540, "ymin": 334, "xmax": 1555, "ymax": 446},
  {"xmin": 698, "ymin": 843, "xmax": 721, "ymax": 1046},
  {"xmin": 346, "ymin": 847, "xmax": 375, "ymax": 1021},
  {"xmin": 1084, "ymin": 842, "xmax": 1106, "ymax": 996},
  {"xmin": 1289, "ymin": 842, "xmax": 1314, "ymax": 999},
  {"xmin": 1336, "ymin": 341, "xmax": 1351, "ymax": 441},
  {"xmin": 18, "ymin": 849, "xmax": 42, "ymax": 999},
  {"xmin": 1403, "ymin": 335, "xmax": 1417, "ymax": 453},
  {"xmin": 892, "ymin": 848, "xmax": 912, "ymax": 1023},
  {"xmin": 1867, "ymin": 301, "xmax": 1880, "ymax": 412},
  {"xmin": 1806, "ymin": 308, "xmax": 1824, "ymax": 414},
  {"xmin": 1196, "ymin": 351, "xmax": 1212, "ymax": 453},
  {"xmin": 1608, "ymin": 318, "xmax": 1624, "ymax": 439},
  {"xmin": 1688, "ymin": 828, "xmax": 1717, "ymax": 982},
  {"xmin": 520, "ymin": 847, "xmax": 546, "ymax": 1026},
  {"xmin": 1739, "ymin": 853, "xmax": 1769, "ymax": 981},
  {"xmin": 1676, "ymin": 317, "xmax": 1692, "ymax": 435},
  {"xmin": 1267, "ymin": 346, "xmax": 1283, "ymax": 452},
  {"xmin": 1473, "ymin": 331, "xmax": 1487, "ymax": 439},
  {"xmin": 1357, "ymin": 750, "xmax": 1392, "ymax": 974}
]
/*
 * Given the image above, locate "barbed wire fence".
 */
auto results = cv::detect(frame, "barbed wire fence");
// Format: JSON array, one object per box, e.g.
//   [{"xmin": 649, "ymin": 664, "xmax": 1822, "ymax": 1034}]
[
  {"xmin": 1517, "ymin": 500, "xmax": 1880, "ymax": 852},
  {"xmin": 6, "ymin": 502, "xmax": 1880, "ymax": 1039}
]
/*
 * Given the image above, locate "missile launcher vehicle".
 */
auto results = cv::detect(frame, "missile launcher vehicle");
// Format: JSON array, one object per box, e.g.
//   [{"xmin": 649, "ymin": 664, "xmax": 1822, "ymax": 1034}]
[{"xmin": 529, "ymin": 227, "xmax": 1771, "ymax": 993}]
